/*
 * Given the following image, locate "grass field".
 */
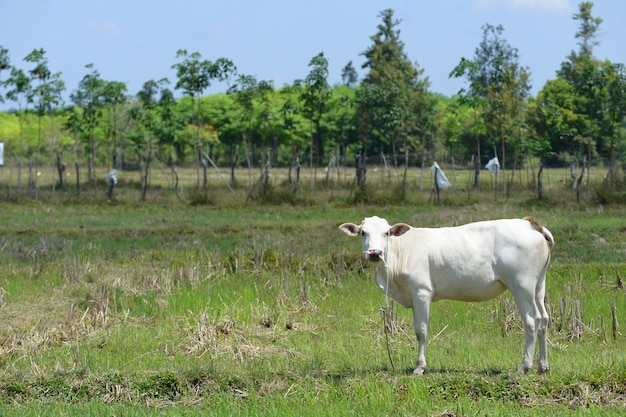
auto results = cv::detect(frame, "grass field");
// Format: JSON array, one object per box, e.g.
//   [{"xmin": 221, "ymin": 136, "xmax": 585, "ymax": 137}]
[{"xmin": 0, "ymin": 166, "xmax": 625, "ymax": 416}]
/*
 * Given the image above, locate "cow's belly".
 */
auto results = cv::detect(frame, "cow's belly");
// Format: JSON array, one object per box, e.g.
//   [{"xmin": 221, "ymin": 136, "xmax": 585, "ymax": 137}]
[
  {"xmin": 432, "ymin": 277, "xmax": 507, "ymax": 302},
  {"xmin": 424, "ymin": 253, "xmax": 511, "ymax": 302}
]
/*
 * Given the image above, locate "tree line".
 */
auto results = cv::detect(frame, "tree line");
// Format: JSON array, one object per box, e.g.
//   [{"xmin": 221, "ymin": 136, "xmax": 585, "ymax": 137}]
[{"xmin": 0, "ymin": 3, "xmax": 624, "ymax": 194}]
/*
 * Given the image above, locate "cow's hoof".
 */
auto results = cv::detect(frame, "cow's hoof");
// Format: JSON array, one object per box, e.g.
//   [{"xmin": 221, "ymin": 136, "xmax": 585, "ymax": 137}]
[
  {"xmin": 538, "ymin": 366, "xmax": 549, "ymax": 375},
  {"xmin": 413, "ymin": 367, "xmax": 425, "ymax": 375}
]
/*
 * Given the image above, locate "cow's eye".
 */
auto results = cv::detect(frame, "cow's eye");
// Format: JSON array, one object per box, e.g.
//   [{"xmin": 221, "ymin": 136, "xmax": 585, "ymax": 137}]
[{"xmin": 384, "ymin": 232, "xmax": 389, "ymax": 237}]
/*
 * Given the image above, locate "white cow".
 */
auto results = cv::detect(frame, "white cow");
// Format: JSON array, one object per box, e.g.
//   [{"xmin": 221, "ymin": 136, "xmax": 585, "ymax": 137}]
[{"xmin": 339, "ymin": 216, "xmax": 554, "ymax": 375}]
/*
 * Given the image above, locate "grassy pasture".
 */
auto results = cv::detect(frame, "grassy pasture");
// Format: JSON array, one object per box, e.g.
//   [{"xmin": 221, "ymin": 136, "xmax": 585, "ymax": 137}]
[{"xmin": 0, "ymin": 167, "xmax": 625, "ymax": 416}]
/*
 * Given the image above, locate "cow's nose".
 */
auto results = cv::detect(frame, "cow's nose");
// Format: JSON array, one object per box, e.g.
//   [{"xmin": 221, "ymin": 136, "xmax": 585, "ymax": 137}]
[{"xmin": 367, "ymin": 249, "xmax": 383, "ymax": 260}]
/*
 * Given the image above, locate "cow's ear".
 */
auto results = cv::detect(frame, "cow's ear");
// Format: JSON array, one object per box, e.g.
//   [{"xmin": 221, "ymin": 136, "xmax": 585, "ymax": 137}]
[
  {"xmin": 339, "ymin": 223, "xmax": 360, "ymax": 237},
  {"xmin": 389, "ymin": 223, "xmax": 411, "ymax": 237}
]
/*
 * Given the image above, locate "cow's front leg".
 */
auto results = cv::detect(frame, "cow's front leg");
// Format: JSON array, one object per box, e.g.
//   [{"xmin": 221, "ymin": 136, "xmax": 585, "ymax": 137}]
[{"xmin": 411, "ymin": 293, "xmax": 431, "ymax": 375}]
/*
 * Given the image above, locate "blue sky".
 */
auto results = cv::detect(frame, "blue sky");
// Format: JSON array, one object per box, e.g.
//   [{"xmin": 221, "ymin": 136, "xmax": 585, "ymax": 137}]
[{"xmin": 1, "ymin": 0, "xmax": 625, "ymax": 110}]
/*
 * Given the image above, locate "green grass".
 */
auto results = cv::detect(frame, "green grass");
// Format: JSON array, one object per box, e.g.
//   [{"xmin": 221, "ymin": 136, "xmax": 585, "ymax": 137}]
[{"xmin": 0, "ymin": 195, "xmax": 625, "ymax": 415}]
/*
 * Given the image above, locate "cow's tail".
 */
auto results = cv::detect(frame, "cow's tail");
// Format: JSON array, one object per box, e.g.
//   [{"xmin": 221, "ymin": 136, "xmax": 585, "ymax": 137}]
[{"xmin": 523, "ymin": 216, "xmax": 554, "ymax": 266}]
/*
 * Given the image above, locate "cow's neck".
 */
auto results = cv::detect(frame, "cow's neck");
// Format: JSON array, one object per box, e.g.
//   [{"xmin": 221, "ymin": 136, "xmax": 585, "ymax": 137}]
[
  {"xmin": 375, "ymin": 261, "xmax": 393, "ymax": 290},
  {"xmin": 376, "ymin": 262, "xmax": 389, "ymax": 277}
]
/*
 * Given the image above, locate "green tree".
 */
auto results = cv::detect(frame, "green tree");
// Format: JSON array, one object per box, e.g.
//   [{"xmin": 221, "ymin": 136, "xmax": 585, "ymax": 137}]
[
  {"xmin": 449, "ymin": 57, "xmax": 487, "ymax": 189},
  {"xmin": 200, "ymin": 93, "xmax": 238, "ymax": 165},
  {"xmin": 172, "ymin": 50, "xmax": 235, "ymax": 191},
  {"xmin": 599, "ymin": 62, "xmax": 626, "ymax": 186},
  {"xmin": 153, "ymin": 81, "xmax": 180, "ymax": 168},
  {"xmin": 323, "ymin": 85, "xmax": 356, "ymax": 163},
  {"xmin": 131, "ymin": 78, "xmax": 179, "ymax": 167},
  {"xmin": 252, "ymin": 80, "xmax": 279, "ymax": 164},
  {"xmin": 69, "ymin": 63, "xmax": 105, "ymax": 183},
  {"xmin": 341, "ymin": 60, "xmax": 358, "ymax": 88},
  {"xmin": 24, "ymin": 48, "xmax": 65, "ymax": 190},
  {"xmin": 4, "ymin": 66, "xmax": 32, "ymax": 160},
  {"xmin": 277, "ymin": 84, "xmax": 309, "ymax": 179},
  {"xmin": 573, "ymin": 1, "xmax": 602, "ymax": 57},
  {"xmin": 557, "ymin": 1, "xmax": 604, "ymax": 165},
  {"xmin": 357, "ymin": 9, "xmax": 433, "ymax": 165},
  {"xmin": 127, "ymin": 79, "xmax": 169, "ymax": 200},
  {"xmin": 0, "ymin": 46, "xmax": 10, "ymax": 103},
  {"xmin": 467, "ymin": 24, "xmax": 531, "ymax": 171},
  {"xmin": 528, "ymin": 78, "xmax": 579, "ymax": 160},
  {"xmin": 298, "ymin": 52, "xmax": 331, "ymax": 176},
  {"xmin": 227, "ymin": 74, "xmax": 274, "ymax": 188},
  {"xmin": 100, "ymin": 79, "xmax": 127, "ymax": 169}
]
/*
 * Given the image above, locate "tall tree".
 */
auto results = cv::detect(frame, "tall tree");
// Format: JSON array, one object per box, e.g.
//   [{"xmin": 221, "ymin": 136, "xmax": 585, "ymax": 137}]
[
  {"xmin": 172, "ymin": 50, "xmax": 235, "ymax": 191},
  {"xmin": 0, "ymin": 46, "xmax": 10, "ymax": 103},
  {"xmin": 600, "ymin": 61, "xmax": 626, "ymax": 186},
  {"xmin": 227, "ymin": 73, "xmax": 274, "ymax": 189},
  {"xmin": 341, "ymin": 60, "xmax": 358, "ymax": 88},
  {"xmin": 557, "ymin": 2, "xmax": 604, "ymax": 165},
  {"xmin": 127, "ymin": 79, "xmax": 168, "ymax": 200},
  {"xmin": 467, "ymin": 24, "xmax": 531, "ymax": 171},
  {"xmin": 528, "ymin": 77, "xmax": 579, "ymax": 159},
  {"xmin": 153, "ymin": 81, "xmax": 180, "ymax": 166},
  {"xmin": 449, "ymin": 57, "xmax": 487, "ymax": 189},
  {"xmin": 278, "ymin": 83, "xmax": 309, "ymax": 184},
  {"xmin": 70, "ymin": 63, "xmax": 105, "ymax": 184},
  {"xmin": 573, "ymin": 1, "xmax": 602, "ymax": 58},
  {"xmin": 4, "ymin": 66, "xmax": 31, "ymax": 160},
  {"xmin": 24, "ymin": 48, "xmax": 65, "ymax": 190},
  {"xmin": 357, "ymin": 9, "xmax": 433, "ymax": 165},
  {"xmin": 299, "ymin": 52, "xmax": 331, "ymax": 175},
  {"xmin": 100, "ymin": 79, "xmax": 127, "ymax": 169}
]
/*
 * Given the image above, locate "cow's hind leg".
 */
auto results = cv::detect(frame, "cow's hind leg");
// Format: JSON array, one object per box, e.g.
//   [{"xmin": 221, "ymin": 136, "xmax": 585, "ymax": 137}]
[
  {"xmin": 511, "ymin": 286, "xmax": 540, "ymax": 374},
  {"xmin": 536, "ymin": 275, "xmax": 550, "ymax": 374}
]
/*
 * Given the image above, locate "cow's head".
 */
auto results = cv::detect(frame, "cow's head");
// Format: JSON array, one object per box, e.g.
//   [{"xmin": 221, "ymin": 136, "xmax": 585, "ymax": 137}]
[{"xmin": 339, "ymin": 216, "xmax": 411, "ymax": 263}]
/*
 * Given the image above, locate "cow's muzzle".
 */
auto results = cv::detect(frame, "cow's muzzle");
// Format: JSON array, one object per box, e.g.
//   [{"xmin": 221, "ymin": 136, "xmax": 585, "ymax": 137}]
[{"xmin": 365, "ymin": 249, "xmax": 383, "ymax": 262}]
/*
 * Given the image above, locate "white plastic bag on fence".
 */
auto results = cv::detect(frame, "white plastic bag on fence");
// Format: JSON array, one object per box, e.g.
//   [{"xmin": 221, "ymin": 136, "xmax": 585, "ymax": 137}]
[
  {"xmin": 107, "ymin": 169, "xmax": 118, "ymax": 185},
  {"xmin": 485, "ymin": 156, "xmax": 500, "ymax": 174},
  {"xmin": 430, "ymin": 162, "xmax": 451, "ymax": 188}
]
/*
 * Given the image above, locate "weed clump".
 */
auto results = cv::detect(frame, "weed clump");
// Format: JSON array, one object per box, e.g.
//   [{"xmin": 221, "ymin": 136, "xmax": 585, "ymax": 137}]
[{"xmin": 594, "ymin": 186, "xmax": 626, "ymax": 205}]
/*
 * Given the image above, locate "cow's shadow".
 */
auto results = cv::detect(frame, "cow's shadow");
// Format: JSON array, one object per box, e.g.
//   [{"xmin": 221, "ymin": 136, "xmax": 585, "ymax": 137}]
[
  {"xmin": 402, "ymin": 366, "xmax": 507, "ymax": 377},
  {"xmin": 318, "ymin": 366, "xmax": 509, "ymax": 384}
]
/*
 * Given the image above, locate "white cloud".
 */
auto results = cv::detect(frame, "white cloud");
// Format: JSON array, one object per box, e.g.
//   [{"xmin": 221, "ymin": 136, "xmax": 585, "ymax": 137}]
[
  {"xmin": 87, "ymin": 21, "xmax": 123, "ymax": 36},
  {"xmin": 473, "ymin": 0, "xmax": 574, "ymax": 14}
]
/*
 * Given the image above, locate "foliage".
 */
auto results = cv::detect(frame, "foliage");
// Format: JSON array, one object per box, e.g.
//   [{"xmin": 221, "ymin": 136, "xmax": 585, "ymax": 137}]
[
  {"xmin": 459, "ymin": 24, "xmax": 531, "ymax": 170},
  {"xmin": 298, "ymin": 52, "xmax": 332, "ymax": 165},
  {"xmin": 356, "ymin": 9, "xmax": 435, "ymax": 162},
  {"xmin": 550, "ymin": 1, "xmax": 626, "ymax": 168},
  {"xmin": 172, "ymin": 50, "xmax": 236, "ymax": 190},
  {"xmin": 0, "ymin": 45, "xmax": 9, "ymax": 103},
  {"xmin": 0, "ymin": 5, "xmax": 624, "ymax": 191},
  {"xmin": 340, "ymin": 60, "xmax": 358, "ymax": 88}
]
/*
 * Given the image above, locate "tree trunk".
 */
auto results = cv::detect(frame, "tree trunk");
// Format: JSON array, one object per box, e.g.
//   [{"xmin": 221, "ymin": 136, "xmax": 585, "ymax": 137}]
[
  {"xmin": 537, "ymin": 164, "xmax": 544, "ymax": 199},
  {"xmin": 141, "ymin": 151, "xmax": 151, "ymax": 201},
  {"xmin": 401, "ymin": 149, "xmax": 408, "ymax": 198},
  {"xmin": 230, "ymin": 154, "xmax": 238, "ymax": 188},
  {"xmin": 56, "ymin": 154, "xmax": 64, "ymax": 188},
  {"xmin": 75, "ymin": 162, "xmax": 80, "ymax": 196},
  {"xmin": 576, "ymin": 158, "xmax": 586, "ymax": 204}
]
